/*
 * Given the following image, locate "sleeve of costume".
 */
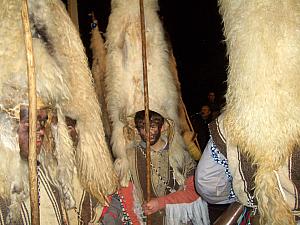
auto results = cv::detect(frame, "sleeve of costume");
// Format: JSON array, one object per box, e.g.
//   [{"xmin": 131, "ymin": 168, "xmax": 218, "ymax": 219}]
[
  {"xmin": 156, "ymin": 176, "xmax": 199, "ymax": 210},
  {"xmin": 195, "ymin": 138, "xmax": 235, "ymax": 204}
]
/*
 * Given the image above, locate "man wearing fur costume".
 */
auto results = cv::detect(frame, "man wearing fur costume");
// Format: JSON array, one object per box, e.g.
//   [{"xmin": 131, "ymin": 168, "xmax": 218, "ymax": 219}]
[
  {"xmin": 104, "ymin": 0, "xmax": 209, "ymax": 224},
  {"xmin": 0, "ymin": 99, "xmax": 74, "ymax": 225},
  {"xmin": 132, "ymin": 110, "xmax": 197, "ymax": 220},
  {"xmin": 100, "ymin": 110, "xmax": 209, "ymax": 225},
  {"xmin": 0, "ymin": 0, "xmax": 118, "ymax": 224}
]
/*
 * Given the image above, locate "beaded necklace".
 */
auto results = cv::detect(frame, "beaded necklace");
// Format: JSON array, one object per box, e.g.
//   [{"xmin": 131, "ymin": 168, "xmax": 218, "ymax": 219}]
[{"xmin": 137, "ymin": 145, "xmax": 176, "ymax": 193}]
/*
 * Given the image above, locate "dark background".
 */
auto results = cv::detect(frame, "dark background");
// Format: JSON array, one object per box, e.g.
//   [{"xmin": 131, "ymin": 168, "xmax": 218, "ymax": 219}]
[{"xmin": 63, "ymin": 0, "xmax": 228, "ymax": 115}]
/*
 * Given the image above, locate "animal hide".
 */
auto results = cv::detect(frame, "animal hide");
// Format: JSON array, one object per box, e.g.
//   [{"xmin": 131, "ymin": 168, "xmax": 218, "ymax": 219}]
[
  {"xmin": 0, "ymin": 0, "xmax": 118, "ymax": 207},
  {"xmin": 219, "ymin": 0, "xmax": 300, "ymax": 224},
  {"xmin": 105, "ymin": 0, "xmax": 190, "ymax": 187},
  {"xmin": 90, "ymin": 20, "xmax": 112, "ymax": 139}
]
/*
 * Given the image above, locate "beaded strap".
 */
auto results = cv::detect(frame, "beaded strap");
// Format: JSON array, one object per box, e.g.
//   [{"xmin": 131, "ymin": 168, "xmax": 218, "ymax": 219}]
[
  {"xmin": 114, "ymin": 192, "xmax": 133, "ymax": 225},
  {"xmin": 210, "ymin": 139, "xmax": 236, "ymax": 200}
]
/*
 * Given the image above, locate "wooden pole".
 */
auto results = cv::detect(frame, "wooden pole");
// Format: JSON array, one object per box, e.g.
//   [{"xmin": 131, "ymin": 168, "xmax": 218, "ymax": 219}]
[
  {"xmin": 139, "ymin": 0, "xmax": 151, "ymax": 224},
  {"xmin": 213, "ymin": 202, "xmax": 244, "ymax": 225},
  {"xmin": 21, "ymin": 1, "xmax": 40, "ymax": 224},
  {"xmin": 180, "ymin": 97, "xmax": 201, "ymax": 150},
  {"xmin": 67, "ymin": 0, "xmax": 79, "ymax": 31}
]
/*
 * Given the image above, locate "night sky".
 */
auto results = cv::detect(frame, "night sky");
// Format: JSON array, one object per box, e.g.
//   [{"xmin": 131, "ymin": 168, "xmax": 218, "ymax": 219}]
[{"xmin": 64, "ymin": 0, "xmax": 228, "ymax": 114}]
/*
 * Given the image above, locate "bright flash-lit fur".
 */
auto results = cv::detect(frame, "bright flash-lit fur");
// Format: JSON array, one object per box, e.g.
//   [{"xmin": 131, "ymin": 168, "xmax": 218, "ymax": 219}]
[
  {"xmin": 0, "ymin": 0, "xmax": 118, "ymax": 207},
  {"xmin": 219, "ymin": 0, "xmax": 300, "ymax": 224},
  {"xmin": 105, "ymin": 0, "xmax": 190, "ymax": 187}
]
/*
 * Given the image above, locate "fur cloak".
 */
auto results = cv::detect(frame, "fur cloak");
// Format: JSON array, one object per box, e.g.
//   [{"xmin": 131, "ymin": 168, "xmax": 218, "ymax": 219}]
[
  {"xmin": 105, "ymin": 0, "xmax": 191, "ymax": 187},
  {"xmin": 219, "ymin": 0, "xmax": 300, "ymax": 224},
  {"xmin": 90, "ymin": 20, "xmax": 112, "ymax": 139},
  {"xmin": 0, "ymin": 0, "xmax": 118, "ymax": 207}
]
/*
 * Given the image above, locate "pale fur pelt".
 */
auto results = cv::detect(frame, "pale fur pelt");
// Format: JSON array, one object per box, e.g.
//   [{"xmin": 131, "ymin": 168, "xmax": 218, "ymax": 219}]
[
  {"xmin": 0, "ymin": 109, "xmax": 76, "ymax": 222},
  {"xmin": 219, "ymin": 0, "xmax": 300, "ymax": 224},
  {"xmin": 90, "ymin": 22, "xmax": 112, "ymax": 139},
  {"xmin": 0, "ymin": 113, "xmax": 29, "ymax": 204},
  {"xmin": 0, "ymin": 0, "xmax": 118, "ymax": 205},
  {"xmin": 105, "ymin": 0, "xmax": 189, "ymax": 187},
  {"xmin": 168, "ymin": 47, "xmax": 191, "ymax": 134}
]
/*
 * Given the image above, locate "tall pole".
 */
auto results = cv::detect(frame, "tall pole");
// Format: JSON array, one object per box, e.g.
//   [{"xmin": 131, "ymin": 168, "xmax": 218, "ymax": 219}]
[
  {"xmin": 139, "ymin": 0, "xmax": 151, "ymax": 224},
  {"xmin": 67, "ymin": 0, "xmax": 79, "ymax": 31},
  {"xmin": 21, "ymin": 0, "xmax": 39, "ymax": 224}
]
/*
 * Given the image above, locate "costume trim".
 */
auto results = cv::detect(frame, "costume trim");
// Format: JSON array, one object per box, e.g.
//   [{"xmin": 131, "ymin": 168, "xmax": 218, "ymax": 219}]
[
  {"xmin": 237, "ymin": 150, "xmax": 257, "ymax": 207},
  {"xmin": 20, "ymin": 202, "xmax": 30, "ymax": 225},
  {"xmin": 208, "ymin": 117, "xmax": 226, "ymax": 157},
  {"xmin": 210, "ymin": 140, "xmax": 236, "ymax": 201},
  {"xmin": 165, "ymin": 197, "xmax": 209, "ymax": 225},
  {"xmin": 291, "ymin": 148, "xmax": 300, "ymax": 210},
  {"xmin": 0, "ymin": 197, "xmax": 7, "ymax": 225},
  {"xmin": 39, "ymin": 166, "xmax": 64, "ymax": 225}
]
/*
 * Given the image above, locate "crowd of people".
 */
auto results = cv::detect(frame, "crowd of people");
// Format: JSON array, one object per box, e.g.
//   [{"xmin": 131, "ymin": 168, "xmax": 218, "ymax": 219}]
[{"xmin": 1, "ymin": 0, "xmax": 300, "ymax": 225}]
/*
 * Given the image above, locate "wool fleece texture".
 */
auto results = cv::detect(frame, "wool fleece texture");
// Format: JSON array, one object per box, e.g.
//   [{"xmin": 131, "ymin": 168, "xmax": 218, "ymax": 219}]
[
  {"xmin": 0, "ymin": 0, "xmax": 118, "ymax": 207},
  {"xmin": 90, "ymin": 20, "xmax": 112, "ymax": 139},
  {"xmin": 105, "ymin": 0, "xmax": 191, "ymax": 187},
  {"xmin": 219, "ymin": 0, "xmax": 300, "ymax": 224}
]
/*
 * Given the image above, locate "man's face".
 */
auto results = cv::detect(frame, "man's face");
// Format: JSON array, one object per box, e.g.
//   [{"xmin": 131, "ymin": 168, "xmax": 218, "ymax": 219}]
[
  {"xmin": 208, "ymin": 92, "xmax": 215, "ymax": 103},
  {"xmin": 137, "ymin": 121, "xmax": 162, "ymax": 146},
  {"xmin": 65, "ymin": 116, "xmax": 78, "ymax": 148},
  {"xmin": 201, "ymin": 105, "xmax": 211, "ymax": 119},
  {"xmin": 18, "ymin": 106, "xmax": 48, "ymax": 160}
]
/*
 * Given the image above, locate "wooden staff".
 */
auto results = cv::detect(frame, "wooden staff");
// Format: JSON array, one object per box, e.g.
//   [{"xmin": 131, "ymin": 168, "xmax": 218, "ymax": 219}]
[
  {"xmin": 21, "ymin": 1, "xmax": 40, "ymax": 224},
  {"xmin": 139, "ymin": 0, "xmax": 151, "ymax": 224},
  {"xmin": 213, "ymin": 202, "xmax": 244, "ymax": 225},
  {"xmin": 180, "ymin": 97, "xmax": 201, "ymax": 150},
  {"xmin": 67, "ymin": 0, "xmax": 79, "ymax": 31}
]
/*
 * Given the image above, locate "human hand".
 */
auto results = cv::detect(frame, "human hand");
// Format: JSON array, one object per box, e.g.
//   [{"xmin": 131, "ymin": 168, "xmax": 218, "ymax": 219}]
[
  {"xmin": 142, "ymin": 199, "xmax": 160, "ymax": 215},
  {"xmin": 183, "ymin": 131, "xmax": 196, "ymax": 144}
]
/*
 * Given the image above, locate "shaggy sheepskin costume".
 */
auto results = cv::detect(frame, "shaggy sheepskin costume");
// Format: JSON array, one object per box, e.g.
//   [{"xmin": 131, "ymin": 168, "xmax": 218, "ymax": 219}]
[
  {"xmin": 105, "ymin": 0, "xmax": 191, "ymax": 188},
  {"xmin": 0, "ymin": 0, "xmax": 118, "ymax": 214},
  {"xmin": 219, "ymin": 0, "xmax": 300, "ymax": 224},
  {"xmin": 90, "ymin": 19, "xmax": 112, "ymax": 139}
]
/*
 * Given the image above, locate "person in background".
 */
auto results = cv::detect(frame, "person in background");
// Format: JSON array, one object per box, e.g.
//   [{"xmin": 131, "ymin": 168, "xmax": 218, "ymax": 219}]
[
  {"xmin": 191, "ymin": 104, "xmax": 212, "ymax": 152},
  {"xmin": 207, "ymin": 91, "xmax": 221, "ymax": 120}
]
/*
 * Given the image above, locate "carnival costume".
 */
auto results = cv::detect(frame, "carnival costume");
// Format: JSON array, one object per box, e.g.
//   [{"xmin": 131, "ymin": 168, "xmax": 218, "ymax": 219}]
[
  {"xmin": 0, "ymin": 0, "xmax": 118, "ymax": 223},
  {"xmin": 104, "ymin": 0, "xmax": 209, "ymax": 224},
  {"xmin": 219, "ymin": 0, "xmax": 300, "ymax": 224}
]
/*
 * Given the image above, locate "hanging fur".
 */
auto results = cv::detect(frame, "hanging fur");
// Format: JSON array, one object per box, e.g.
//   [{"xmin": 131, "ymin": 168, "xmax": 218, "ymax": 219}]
[
  {"xmin": 0, "ymin": 0, "xmax": 118, "ymax": 206},
  {"xmin": 105, "ymin": 0, "xmax": 192, "ymax": 187},
  {"xmin": 90, "ymin": 19, "xmax": 112, "ymax": 139},
  {"xmin": 219, "ymin": 0, "xmax": 300, "ymax": 224}
]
